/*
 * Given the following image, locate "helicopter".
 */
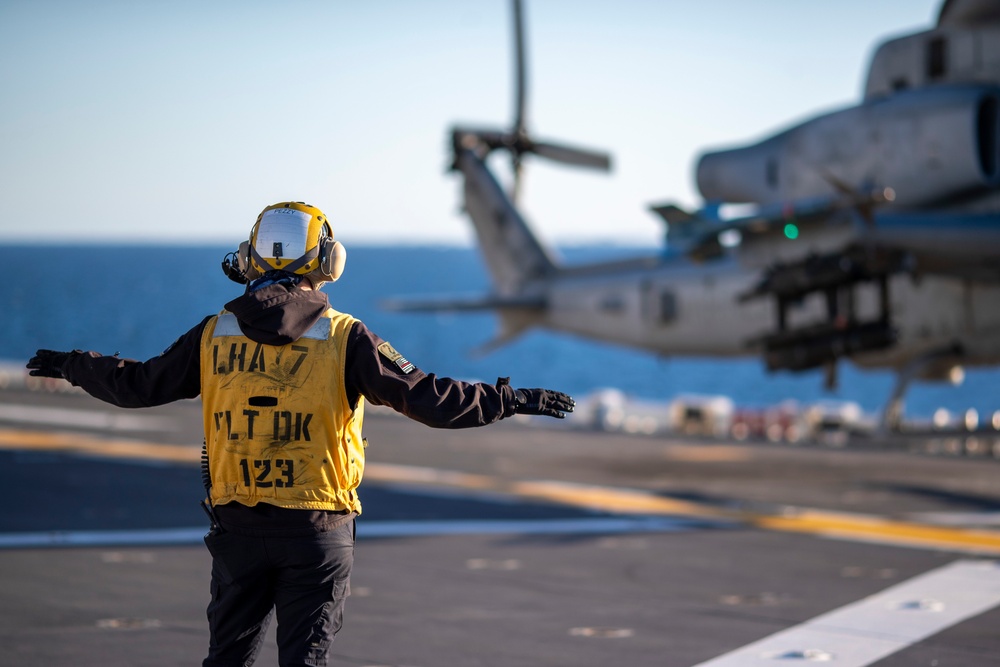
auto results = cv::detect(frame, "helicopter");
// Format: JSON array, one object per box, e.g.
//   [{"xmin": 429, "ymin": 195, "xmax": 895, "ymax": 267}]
[{"xmin": 387, "ymin": 0, "xmax": 1000, "ymax": 430}]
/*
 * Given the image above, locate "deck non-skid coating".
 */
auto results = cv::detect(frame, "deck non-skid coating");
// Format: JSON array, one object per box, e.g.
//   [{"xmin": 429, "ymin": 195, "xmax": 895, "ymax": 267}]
[
  {"xmin": 1, "ymin": 429, "xmax": 1000, "ymax": 555},
  {"xmin": 2, "ymin": 389, "xmax": 1000, "ymax": 666}
]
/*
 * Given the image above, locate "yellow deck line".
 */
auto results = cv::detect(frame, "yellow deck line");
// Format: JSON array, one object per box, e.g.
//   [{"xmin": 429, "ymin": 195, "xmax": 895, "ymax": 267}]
[
  {"xmin": 0, "ymin": 429, "xmax": 200, "ymax": 464},
  {"xmin": 750, "ymin": 510, "xmax": 1000, "ymax": 553},
  {"xmin": 365, "ymin": 464, "xmax": 1000, "ymax": 555},
  {"xmin": 2, "ymin": 428, "xmax": 999, "ymax": 554},
  {"xmin": 363, "ymin": 463, "xmax": 1000, "ymax": 555}
]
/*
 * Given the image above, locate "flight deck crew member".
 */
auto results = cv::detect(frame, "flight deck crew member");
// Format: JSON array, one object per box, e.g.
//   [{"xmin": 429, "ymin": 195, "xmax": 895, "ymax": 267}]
[{"xmin": 26, "ymin": 201, "xmax": 575, "ymax": 667}]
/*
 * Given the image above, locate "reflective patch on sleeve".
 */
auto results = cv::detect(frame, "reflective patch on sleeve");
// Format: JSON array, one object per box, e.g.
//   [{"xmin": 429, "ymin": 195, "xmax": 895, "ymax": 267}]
[{"xmin": 377, "ymin": 341, "xmax": 415, "ymax": 374}]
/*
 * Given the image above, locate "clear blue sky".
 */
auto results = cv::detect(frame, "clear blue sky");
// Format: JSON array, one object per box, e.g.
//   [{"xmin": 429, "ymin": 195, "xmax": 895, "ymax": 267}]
[{"xmin": 0, "ymin": 0, "xmax": 940, "ymax": 246}]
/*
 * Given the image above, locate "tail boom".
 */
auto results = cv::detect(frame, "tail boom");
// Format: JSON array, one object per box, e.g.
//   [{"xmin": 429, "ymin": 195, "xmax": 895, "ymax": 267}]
[{"xmin": 452, "ymin": 128, "xmax": 559, "ymax": 295}]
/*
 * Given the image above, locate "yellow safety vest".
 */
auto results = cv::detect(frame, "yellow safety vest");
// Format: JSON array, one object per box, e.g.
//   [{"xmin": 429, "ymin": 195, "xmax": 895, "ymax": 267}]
[{"xmin": 199, "ymin": 308, "xmax": 366, "ymax": 513}]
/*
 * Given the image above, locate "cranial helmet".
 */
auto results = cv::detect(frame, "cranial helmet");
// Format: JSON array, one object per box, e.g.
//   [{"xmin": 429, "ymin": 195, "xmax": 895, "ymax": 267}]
[{"xmin": 222, "ymin": 201, "xmax": 347, "ymax": 284}]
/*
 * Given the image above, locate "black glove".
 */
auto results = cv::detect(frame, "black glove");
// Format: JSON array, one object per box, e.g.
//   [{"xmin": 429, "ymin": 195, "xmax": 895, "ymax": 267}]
[
  {"xmin": 514, "ymin": 388, "xmax": 575, "ymax": 419},
  {"xmin": 26, "ymin": 349, "xmax": 73, "ymax": 379}
]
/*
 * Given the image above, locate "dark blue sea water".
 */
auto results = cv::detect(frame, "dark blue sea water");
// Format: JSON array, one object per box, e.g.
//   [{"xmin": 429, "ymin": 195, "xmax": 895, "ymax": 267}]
[{"xmin": 2, "ymin": 244, "xmax": 997, "ymax": 420}]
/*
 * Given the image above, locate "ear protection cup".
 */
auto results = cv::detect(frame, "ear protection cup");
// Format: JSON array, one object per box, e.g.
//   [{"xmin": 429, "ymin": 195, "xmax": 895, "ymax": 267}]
[
  {"xmin": 318, "ymin": 239, "xmax": 347, "ymax": 282},
  {"xmin": 237, "ymin": 239, "xmax": 261, "ymax": 281}
]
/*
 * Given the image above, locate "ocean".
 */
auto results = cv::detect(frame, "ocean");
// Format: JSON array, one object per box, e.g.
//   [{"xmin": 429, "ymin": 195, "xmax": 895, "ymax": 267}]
[{"xmin": 2, "ymin": 243, "xmax": 997, "ymax": 422}]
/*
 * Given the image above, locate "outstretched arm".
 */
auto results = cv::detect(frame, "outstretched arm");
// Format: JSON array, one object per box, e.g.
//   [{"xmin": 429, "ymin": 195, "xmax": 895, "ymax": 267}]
[
  {"xmin": 344, "ymin": 321, "xmax": 573, "ymax": 428},
  {"xmin": 26, "ymin": 316, "xmax": 210, "ymax": 408}
]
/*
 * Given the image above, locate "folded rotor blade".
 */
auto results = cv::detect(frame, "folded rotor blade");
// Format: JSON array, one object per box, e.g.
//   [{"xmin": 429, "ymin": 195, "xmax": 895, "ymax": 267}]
[
  {"xmin": 532, "ymin": 140, "xmax": 612, "ymax": 171},
  {"xmin": 512, "ymin": 0, "xmax": 528, "ymax": 137}
]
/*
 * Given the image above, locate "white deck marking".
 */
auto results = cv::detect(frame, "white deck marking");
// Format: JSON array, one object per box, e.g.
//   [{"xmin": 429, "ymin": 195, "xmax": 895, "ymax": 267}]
[
  {"xmin": 357, "ymin": 517, "xmax": 708, "ymax": 538},
  {"xmin": 0, "ymin": 517, "xmax": 708, "ymax": 549},
  {"xmin": 692, "ymin": 559, "xmax": 1000, "ymax": 667},
  {"xmin": 0, "ymin": 404, "xmax": 176, "ymax": 432},
  {"xmin": 0, "ymin": 527, "xmax": 207, "ymax": 548}
]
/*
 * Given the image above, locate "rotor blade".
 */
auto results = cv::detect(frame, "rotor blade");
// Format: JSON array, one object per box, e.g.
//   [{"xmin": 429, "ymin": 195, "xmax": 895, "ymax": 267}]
[
  {"xmin": 815, "ymin": 168, "xmax": 895, "ymax": 230},
  {"xmin": 511, "ymin": 153, "xmax": 523, "ymax": 203},
  {"xmin": 819, "ymin": 170, "xmax": 876, "ymax": 227},
  {"xmin": 512, "ymin": 0, "xmax": 528, "ymax": 137},
  {"xmin": 532, "ymin": 140, "xmax": 612, "ymax": 171},
  {"xmin": 816, "ymin": 168, "xmax": 854, "ymax": 198}
]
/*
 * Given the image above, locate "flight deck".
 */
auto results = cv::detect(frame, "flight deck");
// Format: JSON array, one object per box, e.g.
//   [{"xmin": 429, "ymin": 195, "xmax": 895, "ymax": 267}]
[{"xmin": 1, "ymin": 383, "xmax": 999, "ymax": 667}]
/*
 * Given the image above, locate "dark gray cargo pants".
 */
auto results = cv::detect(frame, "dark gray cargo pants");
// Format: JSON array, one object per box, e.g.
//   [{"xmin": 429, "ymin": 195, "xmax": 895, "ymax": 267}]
[{"xmin": 202, "ymin": 520, "xmax": 355, "ymax": 667}]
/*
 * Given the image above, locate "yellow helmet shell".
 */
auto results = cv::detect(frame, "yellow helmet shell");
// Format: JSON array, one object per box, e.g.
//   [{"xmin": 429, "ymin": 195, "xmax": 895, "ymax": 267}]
[{"xmin": 249, "ymin": 202, "xmax": 331, "ymax": 276}]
